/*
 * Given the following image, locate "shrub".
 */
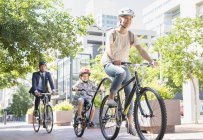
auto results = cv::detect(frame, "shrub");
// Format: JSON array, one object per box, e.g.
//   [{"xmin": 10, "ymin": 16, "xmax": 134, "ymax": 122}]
[
  {"xmin": 145, "ymin": 82, "xmax": 175, "ymax": 100},
  {"xmin": 53, "ymin": 101, "xmax": 74, "ymax": 111},
  {"xmin": 26, "ymin": 106, "xmax": 34, "ymax": 115},
  {"xmin": 94, "ymin": 94, "xmax": 102, "ymax": 108}
]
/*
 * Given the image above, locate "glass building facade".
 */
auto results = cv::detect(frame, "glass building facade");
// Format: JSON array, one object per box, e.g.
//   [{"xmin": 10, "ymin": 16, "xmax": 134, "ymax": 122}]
[{"xmin": 56, "ymin": 53, "xmax": 91, "ymax": 101}]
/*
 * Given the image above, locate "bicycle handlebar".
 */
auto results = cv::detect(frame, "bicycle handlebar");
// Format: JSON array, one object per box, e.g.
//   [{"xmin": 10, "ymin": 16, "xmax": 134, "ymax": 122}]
[
  {"xmin": 121, "ymin": 62, "xmax": 153, "ymax": 67},
  {"xmin": 41, "ymin": 93, "xmax": 52, "ymax": 95},
  {"xmin": 72, "ymin": 88, "xmax": 95, "ymax": 97},
  {"xmin": 37, "ymin": 92, "xmax": 58, "ymax": 97}
]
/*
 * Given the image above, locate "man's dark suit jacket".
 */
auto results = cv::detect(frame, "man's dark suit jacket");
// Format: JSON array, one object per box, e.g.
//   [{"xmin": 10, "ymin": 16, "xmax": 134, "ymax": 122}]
[{"xmin": 30, "ymin": 71, "xmax": 55, "ymax": 93}]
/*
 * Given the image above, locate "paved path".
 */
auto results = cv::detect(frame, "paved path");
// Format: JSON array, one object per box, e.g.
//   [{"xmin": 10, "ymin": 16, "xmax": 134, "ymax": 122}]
[{"xmin": 0, "ymin": 122, "xmax": 203, "ymax": 140}]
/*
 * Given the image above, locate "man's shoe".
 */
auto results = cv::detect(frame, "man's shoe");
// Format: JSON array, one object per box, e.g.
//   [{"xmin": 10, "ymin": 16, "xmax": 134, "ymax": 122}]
[
  {"xmin": 33, "ymin": 110, "xmax": 38, "ymax": 117},
  {"xmin": 43, "ymin": 122, "xmax": 46, "ymax": 128},
  {"xmin": 107, "ymin": 99, "xmax": 117, "ymax": 107}
]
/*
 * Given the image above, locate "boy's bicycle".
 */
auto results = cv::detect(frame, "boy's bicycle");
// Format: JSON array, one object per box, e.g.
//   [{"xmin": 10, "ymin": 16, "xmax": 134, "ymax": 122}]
[
  {"xmin": 72, "ymin": 78, "xmax": 111, "ymax": 137},
  {"xmin": 99, "ymin": 62, "xmax": 167, "ymax": 140},
  {"xmin": 32, "ymin": 93, "xmax": 53, "ymax": 133}
]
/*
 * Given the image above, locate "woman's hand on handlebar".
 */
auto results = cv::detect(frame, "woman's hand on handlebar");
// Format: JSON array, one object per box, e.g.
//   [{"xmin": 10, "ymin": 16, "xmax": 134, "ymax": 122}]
[{"xmin": 113, "ymin": 60, "xmax": 121, "ymax": 66}]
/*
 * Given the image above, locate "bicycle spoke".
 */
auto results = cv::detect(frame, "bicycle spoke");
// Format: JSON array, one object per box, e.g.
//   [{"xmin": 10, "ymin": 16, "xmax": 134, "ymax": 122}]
[
  {"xmin": 73, "ymin": 111, "xmax": 85, "ymax": 137},
  {"xmin": 45, "ymin": 105, "xmax": 53, "ymax": 133},
  {"xmin": 134, "ymin": 88, "xmax": 167, "ymax": 140},
  {"xmin": 100, "ymin": 95, "xmax": 121, "ymax": 140},
  {"xmin": 32, "ymin": 110, "xmax": 40, "ymax": 132}
]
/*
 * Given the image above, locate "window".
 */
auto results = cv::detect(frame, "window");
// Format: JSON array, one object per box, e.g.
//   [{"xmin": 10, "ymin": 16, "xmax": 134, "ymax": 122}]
[
  {"xmin": 87, "ymin": 40, "xmax": 102, "ymax": 45},
  {"xmin": 88, "ymin": 31, "xmax": 102, "ymax": 36}
]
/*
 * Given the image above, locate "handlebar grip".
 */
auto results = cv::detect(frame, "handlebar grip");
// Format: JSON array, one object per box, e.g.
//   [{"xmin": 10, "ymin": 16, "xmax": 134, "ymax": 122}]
[{"xmin": 121, "ymin": 62, "xmax": 132, "ymax": 65}]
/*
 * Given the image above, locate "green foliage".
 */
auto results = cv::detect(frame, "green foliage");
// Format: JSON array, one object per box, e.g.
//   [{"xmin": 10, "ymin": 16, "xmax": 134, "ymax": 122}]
[
  {"xmin": 90, "ymin": 53, "xmax": 106, "ymax": 84},
  {"xmin": 9, "ymin": 85, "xmax": 34, "ymax": 117},
  {"xmin": 53, "ymin": 101, "xmax": 74, "ymax": 111},
  {"xmin": 145, "ymin": 82, "xmax": 174, "ymax": 99},
  {"xmin": 94, "ymin": 94, "xmax": 102, "ymax": 108},
  {"xmin": 0, "ymin": 0, "xmax": 94, "ymax": 88},
  {"xmin": 26, "ymin": 106, "xmax": 34, "ymax": 115},
  {"xmin": 129, "ymin": 45, "xmax": 143, "ymax": 64},
  {"xmin": 154, "ymin": 18, "xmax": 203, "ymax": 86},
  {"xmin": 0, "ymin": 105, "xmax": 3, "ymax": 116}
]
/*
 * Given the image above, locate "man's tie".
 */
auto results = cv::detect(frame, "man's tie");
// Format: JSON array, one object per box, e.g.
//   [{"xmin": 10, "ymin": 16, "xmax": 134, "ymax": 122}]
[{"xmin": 41, "ymin": 73, "xmax": 46, "ymax": 93}]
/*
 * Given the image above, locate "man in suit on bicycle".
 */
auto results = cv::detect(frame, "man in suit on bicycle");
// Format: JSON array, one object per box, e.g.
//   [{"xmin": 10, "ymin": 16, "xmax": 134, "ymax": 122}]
[{"xmin": 31, "ymin": 61, "xmax": 55, "ymax": 117}]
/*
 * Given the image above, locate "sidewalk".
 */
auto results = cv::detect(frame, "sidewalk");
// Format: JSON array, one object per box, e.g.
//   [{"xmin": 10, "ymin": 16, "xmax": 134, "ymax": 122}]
[
  {"xmin": 0, "ymin": 121, "xmax": 203, "ymax": 139},
  {"xmin": 0, "ymin": 122, "xmax": 32, "ymax": 129}
]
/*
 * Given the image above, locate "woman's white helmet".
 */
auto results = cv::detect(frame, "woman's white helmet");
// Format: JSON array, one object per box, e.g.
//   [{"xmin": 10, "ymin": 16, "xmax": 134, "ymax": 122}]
[{"xmin": 118, "ymin": 8, "xmax": 135, "ymax": 17}]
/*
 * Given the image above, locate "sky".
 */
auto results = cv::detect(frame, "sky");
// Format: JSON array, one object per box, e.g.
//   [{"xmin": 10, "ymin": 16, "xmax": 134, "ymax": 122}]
[{"xmin": 62, "ymin": 0, "xmax": 155, "ymax": 29}]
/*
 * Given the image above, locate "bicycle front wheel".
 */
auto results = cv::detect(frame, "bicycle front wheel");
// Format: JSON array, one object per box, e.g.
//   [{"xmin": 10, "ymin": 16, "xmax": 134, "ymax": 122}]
[
  {"xmin": 134, "ymin": 87, "xmax": 167, "ymax": 140},
  {"xmin": 32, "ymin": 110, "xmax": 40, "ymax": 132},
  {"xmin": 44, "ymin": 105, "xmax": 53, "ymax": 133},
  {"xmin": 99, "ymin": 95, "xmax": 120, "ymax": 140},
  {"xmin": 73, "ymin": 111, "xmax": 85, "ymax": 137}
]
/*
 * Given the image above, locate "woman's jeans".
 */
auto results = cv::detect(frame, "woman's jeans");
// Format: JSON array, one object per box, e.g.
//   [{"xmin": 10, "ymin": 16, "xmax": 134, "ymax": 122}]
[{"xmin": 104, "ymin": 63, "xmax": 133, "ymax": 116}]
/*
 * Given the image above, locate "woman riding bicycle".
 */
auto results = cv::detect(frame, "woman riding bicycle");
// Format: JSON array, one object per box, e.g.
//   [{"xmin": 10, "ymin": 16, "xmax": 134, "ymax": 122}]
[
  {"xmin": 101, "ymin": 8, "xmax": 157, "ymax": 136},
  {"xmin": 72, "ymin": 68, "xmax": 97, "ymax": 128}
]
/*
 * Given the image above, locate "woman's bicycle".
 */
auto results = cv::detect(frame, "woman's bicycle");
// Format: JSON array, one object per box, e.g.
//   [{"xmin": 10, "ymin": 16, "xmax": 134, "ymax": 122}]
[
  {"xmin": 99, "ymin": 62, "xmax": 167, "ymax": 140},
  {"xmin": 32, "ymin": 93, "xmax": 54, "ymax": 133}
]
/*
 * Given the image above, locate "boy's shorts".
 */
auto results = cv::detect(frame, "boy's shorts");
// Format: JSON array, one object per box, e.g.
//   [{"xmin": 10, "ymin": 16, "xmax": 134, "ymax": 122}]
[{"xmin": 78, "ymin": 97, "xmax": 92, "ymax": 106}]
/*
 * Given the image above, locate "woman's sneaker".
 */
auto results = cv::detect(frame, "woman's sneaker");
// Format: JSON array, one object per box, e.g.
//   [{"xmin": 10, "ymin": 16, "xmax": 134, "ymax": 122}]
[
  {"xmin": 128, "ymin": 126, "xmax": 137, "ymax": 136},
  {"xmin": 126, "ymin": 122, "xmax": 137, "ymax": 136},
  {"xmin": 107, "ymin": 99, "xmax": 117, "ymax": 107}
]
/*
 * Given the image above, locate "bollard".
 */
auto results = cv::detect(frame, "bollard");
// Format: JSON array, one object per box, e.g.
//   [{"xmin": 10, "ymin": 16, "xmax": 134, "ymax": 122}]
[{"xmin": 3, "ymin": 110, "xmax": 7, "ymax": 125}]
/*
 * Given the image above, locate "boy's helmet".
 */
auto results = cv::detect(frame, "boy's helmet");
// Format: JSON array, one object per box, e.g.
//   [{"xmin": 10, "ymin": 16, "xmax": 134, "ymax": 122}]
[{"xmin": 79, "ymin": 68, "xmax": 91, "ymax": 76}]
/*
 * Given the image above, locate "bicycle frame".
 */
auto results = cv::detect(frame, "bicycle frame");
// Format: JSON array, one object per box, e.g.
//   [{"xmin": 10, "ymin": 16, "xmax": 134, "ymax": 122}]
[
  {"xmin": 116, "ymin": 69, "xmax": 153, "ymax": 118},
  {"xmin": 87, "ymin": 77, "xmax": 111, "ymax": 123},
  {"xmin": 40, "ymin": 93, "xmax": 51, "ymax": 105},
  {"xmin": 39, "ymin": 93, "xmax": 51, "ymax": 120}
]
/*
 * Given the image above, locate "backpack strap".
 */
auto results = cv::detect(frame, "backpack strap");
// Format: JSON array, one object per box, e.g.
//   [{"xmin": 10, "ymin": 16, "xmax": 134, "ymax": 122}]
[
  {"xmin": 128, "ymin": 30, "xmax": 134, "ymax": 46},
  {"xmin": 112, "ymin": 29, "xmax": 134, "ymax": 46},
  {"xmin": 112, "ymin": 29, "xmax": 117, "ymax": 43}
]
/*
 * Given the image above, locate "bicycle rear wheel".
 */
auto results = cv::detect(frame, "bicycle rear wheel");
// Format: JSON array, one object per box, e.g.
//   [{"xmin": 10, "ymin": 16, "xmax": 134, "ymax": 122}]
[
  {"xmin": 99, "ymin": 95, "xmax": 121, "ymax": 140},
  {"xmin": 32, "ymin": 110, "xmax": 40, "ymax": 132},
  {"xmin": 73, "ymin": 111, "xmax": 85, "ymax": 137},
  {"xmin": 44, "ymin": 105, "xmax": 53, "ymax": 133},
  {"xmin": 134, "ymin": 87, "xmax": 167, "ymax": 140}
]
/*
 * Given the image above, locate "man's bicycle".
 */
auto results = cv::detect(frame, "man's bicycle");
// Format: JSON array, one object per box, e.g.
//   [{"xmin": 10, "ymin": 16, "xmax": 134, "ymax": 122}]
[
  {"xmin": 99, "ymin": 62, "xmax": 167, "ymax": 140},
  {"xmin": 32, "ymin": 93, "xmax": 53, "ymax": 133}
]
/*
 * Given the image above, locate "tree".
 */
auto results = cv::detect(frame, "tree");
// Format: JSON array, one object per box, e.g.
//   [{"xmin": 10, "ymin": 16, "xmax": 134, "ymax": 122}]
[
  {"xmin": 0, "ymin": 0, "xmax": 94, "ymax": 88},
  {"xmin": 153, "ymin": 18, "xmax": 203, "ymax": 123},
  {"xmin": 154, "ymin": 18, "xmax": 203, "ymax": 86},
  {"xmin": 9, "ymin": 85, "xmax": 34, "ymax": 117}
]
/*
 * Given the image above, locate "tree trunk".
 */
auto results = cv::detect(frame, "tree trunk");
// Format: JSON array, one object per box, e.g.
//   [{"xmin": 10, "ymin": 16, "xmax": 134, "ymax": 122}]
[{"xmin": 189, "ymin": 75, "xmax": 198, "ymax": 124}]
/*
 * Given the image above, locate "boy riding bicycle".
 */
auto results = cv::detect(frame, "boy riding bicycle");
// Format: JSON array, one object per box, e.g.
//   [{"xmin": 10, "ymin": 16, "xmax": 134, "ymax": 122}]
[{"xmin": 72, "ymin": 68, "xmax": 97, "ymax": 128}]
